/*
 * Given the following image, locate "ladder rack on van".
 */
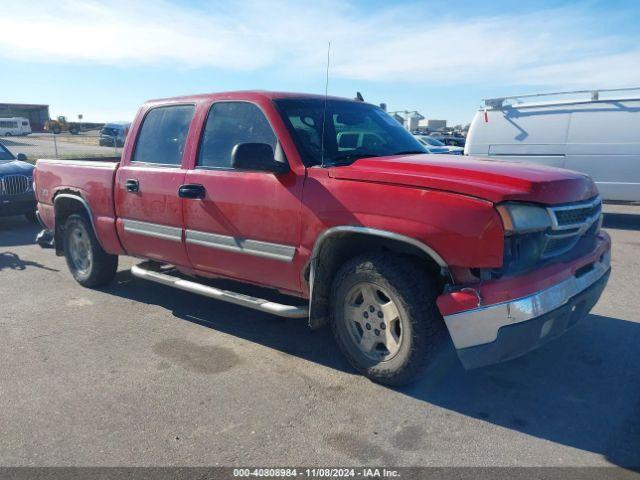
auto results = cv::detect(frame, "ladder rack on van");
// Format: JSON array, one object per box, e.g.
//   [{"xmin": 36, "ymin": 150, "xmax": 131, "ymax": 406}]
[{"xmin": 483, "ymin": 86, "xmax": 640, "ymax": 109}]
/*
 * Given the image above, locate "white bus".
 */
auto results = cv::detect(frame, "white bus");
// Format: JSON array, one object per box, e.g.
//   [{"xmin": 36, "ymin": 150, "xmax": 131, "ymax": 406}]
[
  {"xmin": 0, "ymin": 117, "xmax": 32, "ymax": 136},
  {"xmin": 465, "ymin": 87, "xmax": 640, "ymax": 203}
]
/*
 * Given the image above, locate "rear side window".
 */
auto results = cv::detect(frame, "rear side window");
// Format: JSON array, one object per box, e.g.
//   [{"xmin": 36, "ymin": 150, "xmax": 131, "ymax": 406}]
[
  {"xmin": 133, "ymin": 105, "xmax": 195, "ymax": 165},
  {"xmin": 198, "ymin": 102, "xmax": 277, "ymax": 169}
]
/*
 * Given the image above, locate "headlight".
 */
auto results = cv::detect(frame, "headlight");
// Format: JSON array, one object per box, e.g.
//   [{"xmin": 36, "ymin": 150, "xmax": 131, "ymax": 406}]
[{"xmin": 497, "ymin": 203, "xmax": 551, "ymax": 234}]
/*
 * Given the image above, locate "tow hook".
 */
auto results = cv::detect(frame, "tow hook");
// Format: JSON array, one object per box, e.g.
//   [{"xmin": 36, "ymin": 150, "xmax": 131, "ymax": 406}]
[
  {"xmin": 36, "ymin": 229, "xmax": 55, "ymax": 249},
  {"xmin": 460, "ymin": 287, "xmax": 482, "ymax": 308}
]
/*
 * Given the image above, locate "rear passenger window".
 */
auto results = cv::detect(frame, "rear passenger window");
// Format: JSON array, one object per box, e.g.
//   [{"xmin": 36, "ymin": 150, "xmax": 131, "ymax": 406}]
[
  {"xmin": 133, "ymin": 105, "xmax": 195, "ymax": 165},
  {"xmin": 198, "ymin": 102, "xmax": 277, "ymax": 169}
]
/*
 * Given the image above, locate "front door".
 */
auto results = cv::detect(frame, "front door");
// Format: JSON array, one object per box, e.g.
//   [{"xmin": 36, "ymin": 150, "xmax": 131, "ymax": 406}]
[
  {"xmin": 182, "ymin": 101, "xmax": 303, "ymax": 294},
  {"xmin": 115, "ymin": 104, "xmax": 195, "ymax": 267}
]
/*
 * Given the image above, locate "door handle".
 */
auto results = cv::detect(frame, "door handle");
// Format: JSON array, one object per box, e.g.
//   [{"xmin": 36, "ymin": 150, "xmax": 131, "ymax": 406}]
[
  {"xmin": 125, "ymin": 179, "xmax": 139, "ymax": 193},
  {"xmin": 178, "ymin": 183, "xmax": 205, "ymax": 199}
]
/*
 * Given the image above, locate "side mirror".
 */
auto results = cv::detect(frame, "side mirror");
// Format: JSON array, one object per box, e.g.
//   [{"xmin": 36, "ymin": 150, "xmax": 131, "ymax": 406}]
[
  {"xmin": 231, "ymin": 143, "xmax": 289, "ymax": 174},
  {"xmin": 16, "ymin": 153, "xmax": 27, "ymax": 161}
]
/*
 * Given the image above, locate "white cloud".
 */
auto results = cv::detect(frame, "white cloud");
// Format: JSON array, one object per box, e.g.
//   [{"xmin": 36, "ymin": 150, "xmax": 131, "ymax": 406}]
[{"xmin": 0, "ymin": 0, "xmax": 637, "ymax": 88}]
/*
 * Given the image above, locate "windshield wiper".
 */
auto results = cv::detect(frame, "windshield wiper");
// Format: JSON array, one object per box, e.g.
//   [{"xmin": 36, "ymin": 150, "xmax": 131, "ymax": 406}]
[
  {"xmin": 391, "ymin": 150, "xmax": 428, "ymax": 156},
  {"xmin": 325, "ymin": 153, "xmax": 381, "ymax": 166}
]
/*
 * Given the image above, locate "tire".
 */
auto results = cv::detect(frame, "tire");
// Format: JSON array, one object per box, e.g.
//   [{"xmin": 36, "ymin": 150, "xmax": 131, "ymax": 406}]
[
  {"xmin": 52, "ymin": 125, "xmax": 61, "ymax": 134},
  {"xmin": 330, "ymin": 252, "xmax": 444, "ymax": 386},
  {"xmin": 62, "ymin": 213, "xmax": 118, "ymax": 287},
  {"xmin": 24, "ymin": 211, "xmax": 38, "ymax": 224},
  {"xmin": 5, "ymin": 132, "xmax": 12, "ymax": 137}
]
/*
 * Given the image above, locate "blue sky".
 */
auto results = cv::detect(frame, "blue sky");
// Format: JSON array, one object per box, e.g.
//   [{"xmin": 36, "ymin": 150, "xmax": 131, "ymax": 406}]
[{"xmin": 1, "ymin": 0, "xmax": 639, "ymax": 125}]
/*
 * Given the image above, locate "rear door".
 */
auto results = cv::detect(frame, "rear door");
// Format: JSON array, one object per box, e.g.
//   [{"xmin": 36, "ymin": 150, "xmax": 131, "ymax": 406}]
[
  {"xmin": 182, "ymin": 100, "xmax": 304, "ymax": 294},
  {"xmin": 114, "ymin": 104, "xmax": 195, "ymax": 266}
]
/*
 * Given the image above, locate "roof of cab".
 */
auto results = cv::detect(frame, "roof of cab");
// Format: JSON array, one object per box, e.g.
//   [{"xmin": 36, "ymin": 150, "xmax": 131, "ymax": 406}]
[{"xmin": 144, "ymin": 90, "xmax": 358, "ymax": 105}]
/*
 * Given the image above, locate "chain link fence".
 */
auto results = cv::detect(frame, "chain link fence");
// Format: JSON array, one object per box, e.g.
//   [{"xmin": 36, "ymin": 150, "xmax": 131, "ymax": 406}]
[{"xmin": 0, "ymin": 129, "xmax": 124, "ymax": 164}]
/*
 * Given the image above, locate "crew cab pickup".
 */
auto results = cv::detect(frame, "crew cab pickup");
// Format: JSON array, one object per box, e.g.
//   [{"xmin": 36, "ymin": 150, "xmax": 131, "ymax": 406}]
[{"xmin": 34, "ymin": 91, "xmax": 611, "ymax": 385}]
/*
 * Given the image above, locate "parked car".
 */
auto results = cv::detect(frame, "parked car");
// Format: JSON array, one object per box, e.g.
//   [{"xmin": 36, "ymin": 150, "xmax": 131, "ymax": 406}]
[
  {"xmin": 465, "ymin": 87, "xmax": 640, "ymax": 202},
  {"xmin": 336, "ymin": 131, "xmax": 394, "ymax": 152},
  {"xmin": 0, "ymin": 143, "xmax": 37, "ymax": 222},
  {"xmin": 439, "ymin": 135, "xmax": 465, "ymax": 148},
  {"xmin": 414, "ymin": 135, "xmax": 463, "ymax": 155},
  {"xmin": 0, "ymin": 117, "xmax": 31, "ymax": 136},
  {"xmin": 34, "ymin": 91, "xmax": 611, "ymax": 385},
  {"xmin": 99, "ymin": 122, "xmax": 131, "ymax": 148}
]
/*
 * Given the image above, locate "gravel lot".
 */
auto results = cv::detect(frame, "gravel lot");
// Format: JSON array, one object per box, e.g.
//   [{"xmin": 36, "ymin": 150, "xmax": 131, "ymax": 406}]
[{"xmin": 0, "ymin": 205, "xmax": 638, "ymax": 467}]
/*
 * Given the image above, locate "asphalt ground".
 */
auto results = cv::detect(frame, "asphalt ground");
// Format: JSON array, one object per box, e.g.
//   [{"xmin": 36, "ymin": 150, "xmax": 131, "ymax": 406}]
[{"xmin": 0, "ymin": 204, "xmax": 638, "ymax": 467}]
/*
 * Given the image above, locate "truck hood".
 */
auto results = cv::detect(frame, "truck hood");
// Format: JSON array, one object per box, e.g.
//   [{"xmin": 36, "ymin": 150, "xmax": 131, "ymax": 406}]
[{"xmin": 328, "ymin": 154, "xmax": 598, "ymax": 204}]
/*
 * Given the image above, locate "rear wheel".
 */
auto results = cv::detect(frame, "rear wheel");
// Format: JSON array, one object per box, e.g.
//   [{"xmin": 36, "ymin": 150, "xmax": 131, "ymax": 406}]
[
  {"xmin": 330, "ymin": 253, "xmax": 444, "ymax": 386},
  {"xmin": 63, "ymin": 213, "xmax": 118, "ymax": 287},
  {"xmin": 51, "ymin": 125, "xmax": 61, "ymax": 134}
]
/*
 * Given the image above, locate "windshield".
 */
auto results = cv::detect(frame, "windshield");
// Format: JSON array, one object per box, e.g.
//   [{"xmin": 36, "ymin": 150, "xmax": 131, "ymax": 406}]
[
  {"xmin": 274, "ymin": 99, "xmax": 427, "ymax": 166},
  {"xmin": 0, "ymin": 143, "xmax": 14, "ymax": 161}
]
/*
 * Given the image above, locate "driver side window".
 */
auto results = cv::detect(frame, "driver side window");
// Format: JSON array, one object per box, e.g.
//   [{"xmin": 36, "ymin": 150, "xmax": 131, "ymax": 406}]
[{"xmin": 198, "ymin": 102, "xmax": 277, "ymax": 169}]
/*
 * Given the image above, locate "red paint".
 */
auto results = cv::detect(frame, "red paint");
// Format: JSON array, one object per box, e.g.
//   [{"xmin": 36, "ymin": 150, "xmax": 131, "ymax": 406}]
[
  {"xmin": 330, "ymin": 155, "xmax": 598, "ymax": 204},
  {"xmin": 34, "ymin": 159, "xmax": 126, "ymax": 254},
  {"xmin": 34, "ymin": 90, "xmax": 606, "ymax": 306}
]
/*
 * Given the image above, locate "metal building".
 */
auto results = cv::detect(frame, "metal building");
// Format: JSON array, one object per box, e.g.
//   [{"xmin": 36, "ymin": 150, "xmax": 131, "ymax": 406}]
[
  {"xmin": 0, "ymin": 103, "xmax": 50, "ymax": 132},
  {"xmin": 388, "ymin": 111, "xmax": 425, "ymax": 131},
  {"xmin": 419, "ymin": 119, "xmax": 447, "ymax": 131}
]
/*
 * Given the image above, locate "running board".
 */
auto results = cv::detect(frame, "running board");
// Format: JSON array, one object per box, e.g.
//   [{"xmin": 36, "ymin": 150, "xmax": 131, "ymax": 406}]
[{"xmin": 130, "ymin": 263, "xmax": 309, "ymax": 319}]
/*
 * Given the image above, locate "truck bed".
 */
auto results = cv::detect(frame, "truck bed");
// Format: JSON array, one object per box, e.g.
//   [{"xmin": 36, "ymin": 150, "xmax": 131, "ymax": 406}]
[{"xmin": 35, "ymin": 157, "xmax": 123, "ymax": 254}]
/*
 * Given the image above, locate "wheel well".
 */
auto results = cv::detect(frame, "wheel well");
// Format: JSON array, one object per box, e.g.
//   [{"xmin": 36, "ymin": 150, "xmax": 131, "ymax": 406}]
[
  {"xmin": 308, "ymin": 231, "xmax": 449, "ymax": 329},
  {"xmin": 53, "ymin": 192, "xmax": 92, "ymax": 255}
]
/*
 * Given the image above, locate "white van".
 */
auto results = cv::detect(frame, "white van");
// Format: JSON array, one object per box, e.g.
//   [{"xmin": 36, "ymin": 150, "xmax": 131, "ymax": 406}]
[
  {"xmin": 465, "ymin": 87, "xmax": 640, "ymax": 202},
  {"xmin": 0, "ymin": 117, "xmax": 32, "ymax": 136}
]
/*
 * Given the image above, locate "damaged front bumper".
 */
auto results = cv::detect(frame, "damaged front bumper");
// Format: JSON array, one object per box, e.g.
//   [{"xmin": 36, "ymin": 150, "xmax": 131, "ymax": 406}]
[{"xmin": 437, "ymin": 232, "xmax": 611, "ymax": 369}]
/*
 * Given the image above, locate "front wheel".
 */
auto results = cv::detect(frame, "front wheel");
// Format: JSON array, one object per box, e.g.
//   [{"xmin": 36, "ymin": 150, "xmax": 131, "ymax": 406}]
[
  {"xmin": 63, "ymin": 213, "xmax": 118, "ymax": 287},
  {"xmin": 330, "ymin": 253, "xmax": 445, "ymax": 386}
]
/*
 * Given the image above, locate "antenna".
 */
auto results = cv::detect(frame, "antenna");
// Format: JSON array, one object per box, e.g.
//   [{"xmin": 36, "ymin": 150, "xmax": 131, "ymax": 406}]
[{"xmin": 320, "ymin": 41, "xmax": 331, "ymax": 168}]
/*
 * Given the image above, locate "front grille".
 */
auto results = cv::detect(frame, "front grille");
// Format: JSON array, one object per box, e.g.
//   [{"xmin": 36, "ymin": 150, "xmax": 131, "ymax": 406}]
[
  {"xmin": 553, "ymin": 202, "xmax": 601, "ymax": 227},
  {"xmin": 542, "ymin": 197, "xmax": 602, "ymax": 259},
  {"xmin": 0, "ymin": 175, "xmax": 31, "ymax": 196}
]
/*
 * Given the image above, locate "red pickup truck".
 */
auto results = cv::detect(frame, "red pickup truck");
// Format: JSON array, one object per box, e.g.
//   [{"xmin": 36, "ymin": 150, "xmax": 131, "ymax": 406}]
[{"xmin": 34, "ymin": 91, "xmax": 611, "ymax": 385}]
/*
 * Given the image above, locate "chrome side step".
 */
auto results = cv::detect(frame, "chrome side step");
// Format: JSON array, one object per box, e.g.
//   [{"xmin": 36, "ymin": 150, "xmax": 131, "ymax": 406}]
[{"xmin": 130, "ymin": 263, "xmax": 309, "ymax": 319}]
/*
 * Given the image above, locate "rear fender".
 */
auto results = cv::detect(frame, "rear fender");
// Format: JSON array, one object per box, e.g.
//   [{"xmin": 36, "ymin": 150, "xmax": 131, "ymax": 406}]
[{"xmin": 52, "ymin": 192, "xmax": 102, "ymax": 255}]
